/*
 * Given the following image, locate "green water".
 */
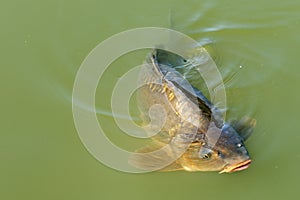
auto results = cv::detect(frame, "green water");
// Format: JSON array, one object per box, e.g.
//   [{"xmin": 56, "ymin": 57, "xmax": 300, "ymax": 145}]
[{"xmin": 1, "ymin": 0, "xmax": 300, "ymax": 199}]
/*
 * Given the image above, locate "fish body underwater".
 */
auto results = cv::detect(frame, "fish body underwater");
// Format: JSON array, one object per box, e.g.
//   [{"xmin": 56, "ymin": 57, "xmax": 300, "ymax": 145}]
[{"xmin": 129, "ymin": 49, "xmax": 256, "ymax": 173}]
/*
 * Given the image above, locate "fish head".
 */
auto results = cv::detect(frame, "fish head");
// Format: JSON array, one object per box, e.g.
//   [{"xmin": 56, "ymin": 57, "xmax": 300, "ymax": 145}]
[
  {"xmin": 181, "ymin": 123, "xmax": 251, "ymax": 173},
  {"xmin": 213, "ymin": 124, "xmax": 251, "ymax": 173}
]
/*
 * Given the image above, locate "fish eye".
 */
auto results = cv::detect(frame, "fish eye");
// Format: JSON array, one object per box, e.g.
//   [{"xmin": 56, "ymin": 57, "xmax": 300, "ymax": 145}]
[
  {"xmin": 152, "ymin": 54, "xmax": 156, "ymax": 59},
  {"xmin": 183, "ymin": 59, "xmax": 187, "ymax": 62},
  {"xmin": 200, "ymin": 153, "xmax": 211, "ymax": 160},
  {"xmin": 199, "ymin": 147, "xmax": 212, "ymax": 160}
]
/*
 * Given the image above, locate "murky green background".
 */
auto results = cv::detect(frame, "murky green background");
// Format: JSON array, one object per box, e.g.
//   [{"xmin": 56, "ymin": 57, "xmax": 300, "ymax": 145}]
[{"xmin": 1, "ymin": 0, "xmax": 300, "ymax": 199}]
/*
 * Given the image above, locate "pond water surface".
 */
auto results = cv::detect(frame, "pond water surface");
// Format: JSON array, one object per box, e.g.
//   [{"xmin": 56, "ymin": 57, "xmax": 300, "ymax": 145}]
[{"xmin": 1, "ymin": 0, "xmax": 300, "ymax": 199}]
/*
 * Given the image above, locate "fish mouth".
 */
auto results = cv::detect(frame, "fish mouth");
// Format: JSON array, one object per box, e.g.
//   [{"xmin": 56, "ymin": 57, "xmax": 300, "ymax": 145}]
[{"xmin": 219, "ymin": 159, "xmax": 252, "ymax": 174}]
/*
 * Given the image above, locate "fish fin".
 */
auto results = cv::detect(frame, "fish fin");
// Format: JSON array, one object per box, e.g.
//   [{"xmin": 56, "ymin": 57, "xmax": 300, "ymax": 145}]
[
  {"xmin": 160, "ymin": 161, "xmax": 183, "ymax": 171},
  {"xmin": 151, "ymin": 131, "xmax": 172, "ymax": 144},
  {"xmin": 129, "ymin": 132, "xmax": 193, "ymax": 172},
  {"xmin": 128, "ymin": 142, "xmax": 180, "ymax": 172},
  {"xmin": 230, "ymin": 116, "xmax": 256, "ymax": 141}
]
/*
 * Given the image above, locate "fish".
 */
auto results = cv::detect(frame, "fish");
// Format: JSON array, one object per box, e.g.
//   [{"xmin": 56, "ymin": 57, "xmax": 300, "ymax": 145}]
[{"xmin": 129, "ymin": 49, "xmax": 256, "ymax": 173}]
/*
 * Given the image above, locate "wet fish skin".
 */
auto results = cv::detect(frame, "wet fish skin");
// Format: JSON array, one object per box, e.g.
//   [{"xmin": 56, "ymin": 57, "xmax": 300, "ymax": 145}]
[{"xmin": 130, "ymin": 49, "xmax": 255, "ymax": 173}]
